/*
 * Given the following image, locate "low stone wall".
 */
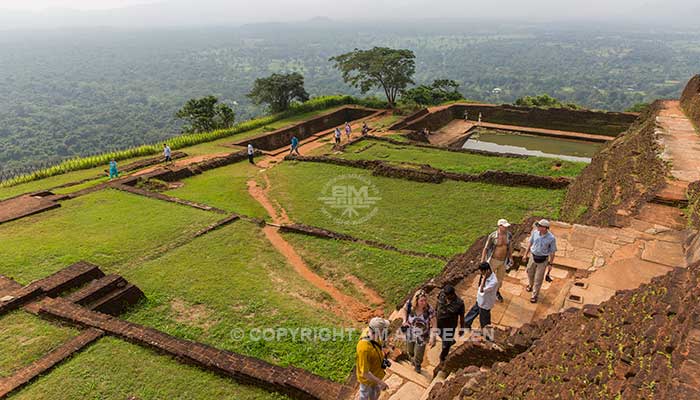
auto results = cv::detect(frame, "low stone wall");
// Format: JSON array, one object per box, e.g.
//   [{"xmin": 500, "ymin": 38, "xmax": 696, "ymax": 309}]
[
  {"xmin": 37, "ymin": 297, "xmax": 354, "ymax": 400},
  {"xmin": 286, "ymin": 156, "xmax": 571, "ymax": 189},
  {"xmin": 232, "ymin": 106, "xmax": 379, "ymax": 151},
  {"xmin": 402, "ymin": 103, "xmax": 637, "ymax": 137}
]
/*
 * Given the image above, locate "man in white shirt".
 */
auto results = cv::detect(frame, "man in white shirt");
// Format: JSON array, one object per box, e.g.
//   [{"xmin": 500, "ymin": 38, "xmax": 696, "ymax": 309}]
[
  {"xmin": 464, "ymin": 262, "xmax": 498, "ymax": 339},
  {"xmin": 163, "ymin": 143, "xmax": 172, "ymax": 165},
  {"xmin": 247, "ymin": 143, "xmax": 255, "ymax": 164}
]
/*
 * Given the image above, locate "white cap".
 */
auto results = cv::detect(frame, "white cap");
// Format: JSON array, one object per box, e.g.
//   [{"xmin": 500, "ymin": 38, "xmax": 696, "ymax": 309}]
[
  {"xmin": 497, "ymin": 218, "xmax": 511, "ymax": 227},
  {"xmin": 535, "ymin": 219, "xmax": 550, "ymax": 228}
]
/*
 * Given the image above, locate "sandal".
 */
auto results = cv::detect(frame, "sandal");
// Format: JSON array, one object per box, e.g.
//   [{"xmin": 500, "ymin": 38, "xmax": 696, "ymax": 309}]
[{"xmin": 526, "ymin": 285, "xmax": 532, "ymax": 292}]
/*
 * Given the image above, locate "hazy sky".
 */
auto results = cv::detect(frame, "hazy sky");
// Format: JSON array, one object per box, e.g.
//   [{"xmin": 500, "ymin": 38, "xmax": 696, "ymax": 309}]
[{"xmin": 0, "ymin": 0, "xmax": 697, "ymax": 28}]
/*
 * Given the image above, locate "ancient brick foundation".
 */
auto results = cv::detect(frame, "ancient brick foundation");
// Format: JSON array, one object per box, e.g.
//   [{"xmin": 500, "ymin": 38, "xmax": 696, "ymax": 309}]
[
  {"xmin": 286, "ymin": 155, "xmax": 571, "ymax": 189},
  {"xmin": 397, "ymin": 103, "xmax": 637, "ymax": 137},
  {"xmin": 232, "ymin": 106, "xmax": 379, "ymax": 151}
]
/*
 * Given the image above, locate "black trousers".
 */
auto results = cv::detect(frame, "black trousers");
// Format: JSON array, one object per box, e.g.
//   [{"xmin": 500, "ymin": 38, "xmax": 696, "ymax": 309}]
[{"xmin": 464, "ymin": 302, "xmax": 491, "ymax": 330}]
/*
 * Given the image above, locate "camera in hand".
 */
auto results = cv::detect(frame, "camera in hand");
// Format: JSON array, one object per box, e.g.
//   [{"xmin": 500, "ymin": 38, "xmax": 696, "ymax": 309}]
[{"xmin": 381, "ymin": 358, "xmax": 392, "ymax": 369}]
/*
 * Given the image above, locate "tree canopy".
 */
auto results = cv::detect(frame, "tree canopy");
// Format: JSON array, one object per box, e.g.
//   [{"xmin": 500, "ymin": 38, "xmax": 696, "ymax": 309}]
[
  {"xmin": 247, "ymin": 72, "xmax": 310, "ymax": 113},
  {"xmin": 330, "ymin": 47, "xmax": 415, "ymax": 107},
  {"xmin": 401, "ymin": 79, "xmax": 464, "ymax": 106},
  {"xmin": 175, "ymin": 96, "xmax": 235, "ymax": 134},
  {"xmin": 514, "ymin": 94, "xmax": 580, "ymax": 110}
]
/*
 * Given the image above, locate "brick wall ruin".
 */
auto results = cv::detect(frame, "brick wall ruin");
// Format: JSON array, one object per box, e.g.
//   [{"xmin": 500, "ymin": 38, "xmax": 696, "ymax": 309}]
[
  {"xmin": 232, "ymin": 106, "xmax": 379, "ymax": 151},
  {"xmin": 399, "ymin": 103, "xmax": 637, "ymax": 137}
]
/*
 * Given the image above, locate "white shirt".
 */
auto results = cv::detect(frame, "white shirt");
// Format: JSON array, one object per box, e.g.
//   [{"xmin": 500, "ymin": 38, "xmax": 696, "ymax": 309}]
[
  {"xmin": 477, "ymin": 273, "xmax": 499, "ymax": 310},
  {"xmin": 247, "ymin": 144, "xmax": 254, "ymax": 155},
  {"xmin": 164, "ymin": 146, "xmax": 171, "ymax": 157}
]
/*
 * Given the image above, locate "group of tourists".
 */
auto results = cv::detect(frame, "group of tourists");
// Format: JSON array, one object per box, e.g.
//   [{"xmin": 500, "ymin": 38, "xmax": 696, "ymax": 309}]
[{"xmin": 355, "ymin": 218, "xmax": 558, "ymax": 400}]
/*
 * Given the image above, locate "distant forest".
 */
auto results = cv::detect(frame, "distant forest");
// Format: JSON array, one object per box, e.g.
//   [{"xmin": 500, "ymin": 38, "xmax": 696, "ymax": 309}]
[{"xmin": 1, "ymin": 20, "xmax": 699, "ymax": 173}]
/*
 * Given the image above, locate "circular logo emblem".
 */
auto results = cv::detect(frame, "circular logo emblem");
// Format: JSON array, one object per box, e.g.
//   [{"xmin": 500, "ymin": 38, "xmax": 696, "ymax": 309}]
[{"xmin": 317, "ymin": 174, "xmax": 381, "ymax": 225}]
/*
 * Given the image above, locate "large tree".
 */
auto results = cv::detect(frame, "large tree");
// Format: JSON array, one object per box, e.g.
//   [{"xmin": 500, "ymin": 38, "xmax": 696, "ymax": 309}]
[
  {"xmin": 330, "ymin": 47, "xmax": 415, "ymax": 107},
  {"xmin": 402, "ymin": 79, "xmax": 464, "ymax": 106},
  {"xmin": 175, "ymin": 95, "xmax": 235, "ymax": 134},
  {"xmin": 247, "ymin": 72, "xmax": 310, "ymax": 113}
]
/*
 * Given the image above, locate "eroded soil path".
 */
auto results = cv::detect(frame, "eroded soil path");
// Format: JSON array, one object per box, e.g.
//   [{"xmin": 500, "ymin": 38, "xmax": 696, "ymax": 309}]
[{"xmin": 246, "ymin": 132, "xmax": 387, "ymax": 322}]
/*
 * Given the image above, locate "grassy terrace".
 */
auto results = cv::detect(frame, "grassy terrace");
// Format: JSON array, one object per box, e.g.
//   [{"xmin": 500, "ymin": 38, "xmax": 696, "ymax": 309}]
[
  {"xmin": 0, "ymin": 189, "xmax": 221, "ymax": 283},
  {"xmin": 164, "ymin": 162, "xmax": 267, "ymax": 218},
  {"xmin": 11, "ymin": 337, "xmax": 285, "ymax": 400},
  {"xmin": 266, "ymin": 162, "xmax": 564, "ymax": 257},
  {"xmin": 0, "ymin": 311, "xmax": 78, "ymax": 378},
  {"xmin": 338, "ymin": 139, "xmax": 587, "ymax": 177},
  {"xmin": 122, "ymin": 221, "xmax": 355, "ymax": 381},
  {"xmin": 282, "ymin": 232, "xmax": 444, "ymax": 309}
]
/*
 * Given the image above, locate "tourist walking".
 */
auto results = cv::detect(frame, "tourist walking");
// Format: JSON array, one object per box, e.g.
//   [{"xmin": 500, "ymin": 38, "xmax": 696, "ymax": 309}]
[
  {"xmin": 524, "ymin": 219, "xmax": 557, "ymax": 303},
  {"xmin": 480, "ymin": 218, "xmax": 513, "ymax": 302},
  {"xmin": 362, "ymin": 122, "xmax": 370, "ymax": 136},
  {"xmin": 108, "ymin": 160, "xmax": 118, "ymax": 179},
  {"xmin": 345, "ymin": 121, "xmax": 352, "ymax": 140},
  {"xmin": 401, "ymin": 290, "xmax": 436, "ymax": 373},
  {"xmin": 289, "ymin": 135, "xmax": 300, "ymax": 156},
  {"xmin": 247, "ymin": 143, "xmax": 255, "ymax": 164},
  {"xmin": 478, "ymin": 112, "xmax": 482, "ymax": 126},
  {"xmin": 334, "ymin": 127, "xmax": 342, "ymax": 146},
  {"xmin": 464, "ymin": 111, "xmax": 469, "ymax": 121},
  {"xmin": 163, "ymin": 143, "xmax": 172, "ymax": 165},
  {"xmin": 464, "ymin": 262, "xmax": 499, "ymax": 340},
  {"xmin": 356, "ymin": 317, "xmax": 391, "ymax": 400},
  {"xmin": 436, "ymin": 284, "xmax": 465, "ymax": 363}
]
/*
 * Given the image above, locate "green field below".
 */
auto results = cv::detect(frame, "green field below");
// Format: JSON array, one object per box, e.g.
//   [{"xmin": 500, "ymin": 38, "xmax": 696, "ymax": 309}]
[
  {"xmin": 266, "ymin": 162, "xmax": 564, "ymax": 257},
  {"xmin": 164, "ymin": 161, "xmax": 267, "ymax": 218},
  {"xmin": 10, "ymin": 337, "xmax": 285, "ymax": 400},
  {"xmin": 0, "ymin": 311, "xmax": 78, "ymax": 378},
  {"xmin": 339, "ymin": 139, "xmax": 587, "ymax": 177},
  {"xmin": 122, "ymin": 221, "xmax": 356, "ymax": 382},
  {"xmin": 0, "ymin": 189, "xmax": 221, "ymax": 283}
]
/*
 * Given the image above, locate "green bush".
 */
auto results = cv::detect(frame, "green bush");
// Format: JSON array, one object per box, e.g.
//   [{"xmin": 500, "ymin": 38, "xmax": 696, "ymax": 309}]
[{"xmin": 0, "ymin": 95, "xmax": 386, "ymax": 188}]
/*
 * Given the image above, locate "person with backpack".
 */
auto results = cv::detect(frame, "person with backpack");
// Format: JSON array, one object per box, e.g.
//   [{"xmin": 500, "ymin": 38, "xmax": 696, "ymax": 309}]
[
  {"xmin": 401, "ymin": 290, "xmax": 436, "ymax": 373},
  {"xmin": 436, "ymin": 284, "xmax": 465, "ymax": 363},
  {"xmin": 464, "ymin": 262, "xmax": 499, "ymax": 340},
  {"xmin": 480, "ymin": 218, "xmax": 513, "ymax": 302},
  {"xmin": 356, "ymin": 317, "xmax": 391, "ymax": 400}
]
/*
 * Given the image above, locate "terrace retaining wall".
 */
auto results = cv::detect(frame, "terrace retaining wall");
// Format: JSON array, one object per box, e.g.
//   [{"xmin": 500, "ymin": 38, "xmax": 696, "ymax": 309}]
[
  {"xmin": 399, "ymin": 103, "xmax": 637, "ymax": 137},
  {"xmin": 286, "ymin": 155, "xmax": 571, "ymax": 189},
  {"xmin": 232, "ymin": 106, "xmax": 379, "ymax": 151}
]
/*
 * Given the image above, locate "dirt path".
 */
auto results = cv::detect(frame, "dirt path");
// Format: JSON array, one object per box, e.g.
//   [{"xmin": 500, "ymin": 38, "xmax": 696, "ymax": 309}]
[{"xmin": 247, "ymin": 137, "xmax": 386, "ymax": 322}]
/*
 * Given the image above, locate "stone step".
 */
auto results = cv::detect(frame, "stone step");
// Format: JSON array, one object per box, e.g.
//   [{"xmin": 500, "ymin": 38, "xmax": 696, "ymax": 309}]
[
  {"xmin": 63, "ymin": 274, "xmax": 127, "ymax": 306},
  {"xmin": 28, "ymin": 261, "xmax": 105, "ymax": 297},
  {"xmin": 88, "ymin": 284, "xmax": 145, "ymax": 316}
]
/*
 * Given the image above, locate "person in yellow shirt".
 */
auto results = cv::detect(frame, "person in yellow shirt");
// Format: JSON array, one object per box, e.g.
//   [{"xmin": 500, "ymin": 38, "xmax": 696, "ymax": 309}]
[{"xmin": 356, "ymin": 317, "xmax": 391, "ymax": 400}]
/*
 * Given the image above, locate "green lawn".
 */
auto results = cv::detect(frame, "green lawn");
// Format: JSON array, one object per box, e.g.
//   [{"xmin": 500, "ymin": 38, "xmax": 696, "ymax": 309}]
[
  {"xmin": 10, "ymin": 337, "xmax": 285, "ymax": 400},
  {"xmin": 339, "ymin": 140, "xmax": 587, "ymax": 177},
  {"xmin": 266, "ymin": 162, "xmax": 564, "ymax": 257},
  {"xmin": 0, "ymin": 189, "xmax": 221, "ymax": 284},
  {"xmin": 122, "ymin": 221, "xmax": 357, "ymax": 382},
  {"xmin": 0, "ymin": 311, "xmax": 78, "ymax": 377},
  {"xmin": 165, "ymin": 161, "xmax": 267, "ymax": 218},
  {"xmin": 282, "ymin": 232, "xmax": 445, "ymax": 309}
]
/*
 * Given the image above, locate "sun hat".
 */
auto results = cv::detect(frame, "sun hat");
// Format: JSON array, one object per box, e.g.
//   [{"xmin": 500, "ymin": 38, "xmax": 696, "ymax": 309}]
[
  {"xmin": 535, "ymin": 219, "xmax": 551, "ymax": 228},
  {"xmin": 369, "ymin": 317, "xmax": 390, "ymax": 331},
  {"xmin": 497, "ymin": 218, "xmax": 510, "ymax": 227}
]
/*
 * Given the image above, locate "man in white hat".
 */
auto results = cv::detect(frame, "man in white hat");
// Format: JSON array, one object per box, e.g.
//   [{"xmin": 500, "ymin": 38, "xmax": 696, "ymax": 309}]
[
  {"xmin": 523, "ymin": 219, "xmax": 557, "ymax": 303},
  {"xmin": 356, "ymin": 317, "xmax": 391, "ymax": 400},
  {"xmin": 480, "ymin": 218, "xmax": 513, "ymax": 302}
]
